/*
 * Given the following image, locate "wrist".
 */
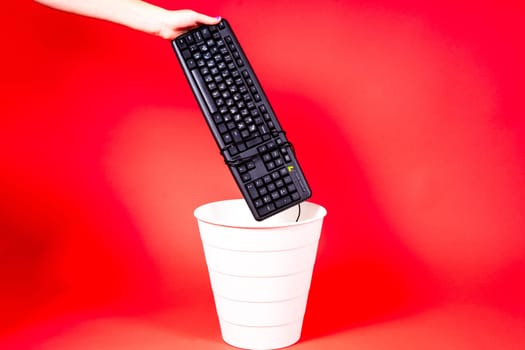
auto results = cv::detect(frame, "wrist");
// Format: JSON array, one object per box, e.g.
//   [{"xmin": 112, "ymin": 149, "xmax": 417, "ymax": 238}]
[
  {"xmin": 119, "ymin": 0, "xmax": 168, "ymax": 37},
  {"xmin": 156, "ymin": 9, "xmax": 175, "ymax": 39}
]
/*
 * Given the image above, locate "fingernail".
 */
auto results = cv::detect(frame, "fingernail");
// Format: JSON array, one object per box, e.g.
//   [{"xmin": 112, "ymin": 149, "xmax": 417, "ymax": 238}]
[{"xmin": 215, "ymin": 16, "xmax": 221, "ymax": 20}]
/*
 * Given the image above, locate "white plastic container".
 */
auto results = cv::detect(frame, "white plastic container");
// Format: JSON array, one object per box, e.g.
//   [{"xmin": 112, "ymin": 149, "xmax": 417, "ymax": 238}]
[{"xmin": 194, "ymin": 199, "xmax": 327, "ymax": 350}]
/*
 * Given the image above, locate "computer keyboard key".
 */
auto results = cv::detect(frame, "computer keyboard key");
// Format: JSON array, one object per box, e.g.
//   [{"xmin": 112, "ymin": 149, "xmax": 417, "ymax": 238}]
[
  {"xmin": 191, "ymin": 69, "xmax": 217, "ymax": 113},
  {"xmin": 246, "ymin": 183, "xmax": 259, "ymax": 198}
]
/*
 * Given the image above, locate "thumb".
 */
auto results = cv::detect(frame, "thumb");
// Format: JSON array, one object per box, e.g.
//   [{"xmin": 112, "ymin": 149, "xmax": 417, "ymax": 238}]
[{"xmin": 194, "ymin": 13, "xmax": 222, "ymax": 25}]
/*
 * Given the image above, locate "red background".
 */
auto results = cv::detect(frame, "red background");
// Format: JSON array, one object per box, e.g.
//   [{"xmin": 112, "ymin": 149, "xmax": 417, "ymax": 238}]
[{"xmin": 2, "ymin": 0, "xmax": 525, "ymax": 348}]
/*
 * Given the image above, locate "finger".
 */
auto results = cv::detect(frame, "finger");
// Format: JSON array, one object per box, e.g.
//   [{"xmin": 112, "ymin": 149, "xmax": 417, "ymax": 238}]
[
  {"xmin": 161, "ymin": 10, "xmax": 221, "ymax": 39},
  {"xmin": 190, "ymin": 11, "xmax": 221, "ymax": 25}
]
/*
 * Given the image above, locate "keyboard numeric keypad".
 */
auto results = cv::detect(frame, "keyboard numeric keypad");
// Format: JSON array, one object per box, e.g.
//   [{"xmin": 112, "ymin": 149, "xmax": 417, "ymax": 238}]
[{"xmin": 245, "ymin": 167, "xmax": 300, "ymax": 217}]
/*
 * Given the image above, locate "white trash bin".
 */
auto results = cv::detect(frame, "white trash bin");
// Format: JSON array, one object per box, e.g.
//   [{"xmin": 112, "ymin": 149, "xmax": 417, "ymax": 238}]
[{"xmin": 194, "ymin": 199, "xmax": 327, "ymax": 350}]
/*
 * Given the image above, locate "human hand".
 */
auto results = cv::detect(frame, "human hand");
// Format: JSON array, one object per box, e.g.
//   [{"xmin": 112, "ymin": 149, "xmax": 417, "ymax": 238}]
[
  {"xmin": 34, "ymin": 0, "xmax": 220, "ymax": 40},
  {"xmin": 156, "ymin": 9, "xmax": 221, "ymax": 40}
]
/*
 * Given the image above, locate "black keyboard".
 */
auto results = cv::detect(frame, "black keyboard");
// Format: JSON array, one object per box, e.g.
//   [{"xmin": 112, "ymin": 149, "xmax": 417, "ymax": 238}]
[{"xmin": 171, "ymin": 19, "xmax": 311, "ymax": 220}]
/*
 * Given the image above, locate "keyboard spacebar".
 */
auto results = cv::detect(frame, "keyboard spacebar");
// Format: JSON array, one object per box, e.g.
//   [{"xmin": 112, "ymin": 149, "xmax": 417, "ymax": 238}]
[{"xmin": 191, "ymin": 69, "xmax": 217, "ymax": 114}]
